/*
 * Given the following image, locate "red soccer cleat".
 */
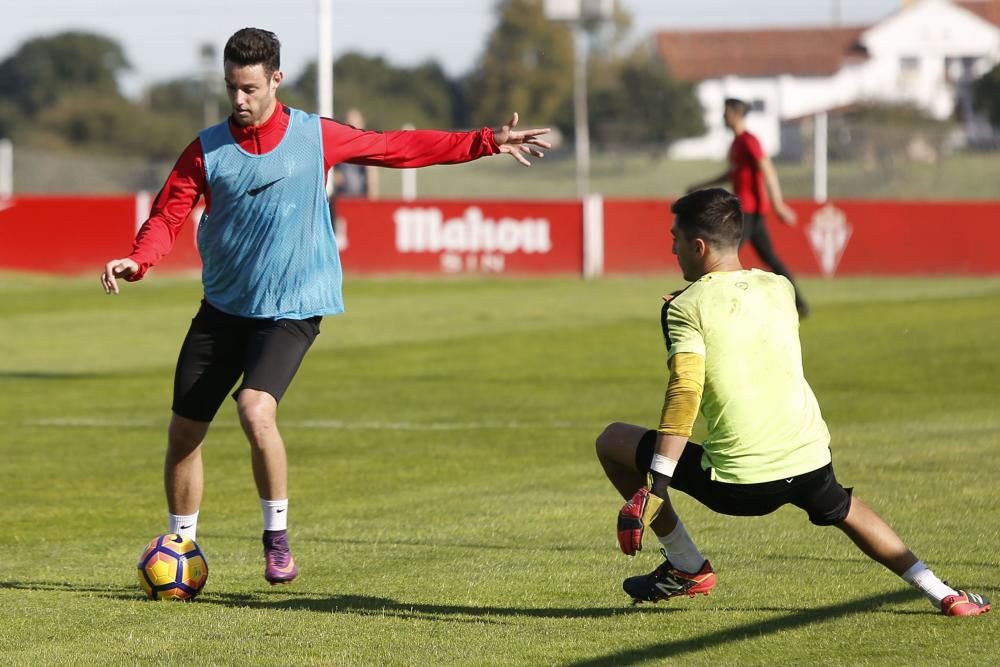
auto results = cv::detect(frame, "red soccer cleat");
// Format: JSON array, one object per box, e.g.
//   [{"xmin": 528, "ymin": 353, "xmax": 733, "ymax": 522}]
[
  {"xmin": 941, "ymin": 591, "xmax": 991, "ymax": 617},
  {"xmin": 623, "ymin": 550, "xmax": 716, "ymax": 603}
]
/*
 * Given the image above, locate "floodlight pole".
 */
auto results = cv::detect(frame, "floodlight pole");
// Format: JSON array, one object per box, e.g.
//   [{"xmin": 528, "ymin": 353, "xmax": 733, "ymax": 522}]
[
  {"xmin": 318, "ymin": 0, "xmax": 334, "ymax": 194},
  {"xmin": 573, "ymin": 24, "xmax": 590, "ymax": 199},
  {"xmin": 200, "ymin": 44, "xmax": 217, "ymax": 127}
]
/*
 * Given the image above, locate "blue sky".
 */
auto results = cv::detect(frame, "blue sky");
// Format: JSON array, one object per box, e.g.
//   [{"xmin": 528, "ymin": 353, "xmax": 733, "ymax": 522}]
[{"xmin": 2, "ymin": 0, "xmax": 903, "ymax": 90}]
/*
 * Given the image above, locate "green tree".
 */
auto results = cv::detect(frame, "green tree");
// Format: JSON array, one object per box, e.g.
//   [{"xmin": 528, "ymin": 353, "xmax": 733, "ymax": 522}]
[
  {"xmin": 464, "ymin": 0, "xmax": 574, "ymax": 128},
  {"xmin": 26, "ymin": 93, "xmax": 193, "ymax": 160},
  {"xmin": 973, "ymin": 62, "xmax": 1000, "ymax": 127},
  {"xmin": 587, "ymin": 54, "xmax": 704, "ymax": 147},
  {"xmin": 291, "ymin": 52, "xmax": 459, "ymax": 129},
  {"xmin": 0, "ymin": 31, "xmax": 129, "ymax": 117},
  {"xmin": 146, "ymin": 79, "xmax": 229, "ymax": 132}
]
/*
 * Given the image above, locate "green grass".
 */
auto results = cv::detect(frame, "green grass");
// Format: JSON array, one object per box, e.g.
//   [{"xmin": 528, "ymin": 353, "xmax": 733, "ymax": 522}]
[
  {"xmin": 19, "ymin": 145, "xmax": 1000, "ymax": 200},
  {"xmin": 371, "ymin": 151, "xmax": 1000, "ymax": 201},
  {"xmin": 1, "ymin": 273, "xmax": 998, "ymax": 665}
]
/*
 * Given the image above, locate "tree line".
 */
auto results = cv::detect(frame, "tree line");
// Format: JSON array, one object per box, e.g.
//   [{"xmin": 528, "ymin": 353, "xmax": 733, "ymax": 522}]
[{"xmin": 0, "ymin": 0, "xmax": 705, "ymax": 161}]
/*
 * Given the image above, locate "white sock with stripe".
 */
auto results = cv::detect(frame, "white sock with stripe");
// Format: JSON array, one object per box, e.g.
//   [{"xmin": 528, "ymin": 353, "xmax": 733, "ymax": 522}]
[{"xmin": 901, "ymin": 560, "xmax": 958, "ymax": 607}]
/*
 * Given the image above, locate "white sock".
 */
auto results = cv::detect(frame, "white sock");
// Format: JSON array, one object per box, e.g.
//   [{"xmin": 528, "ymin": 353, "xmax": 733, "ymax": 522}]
[
  {"xmin": 168, "ymin": 512, "xmax": 199, "ymax": 541},
  {"xmin": 901, "ymin": 560, "xmax": 958, "ymax": 607},
  {"xmin": 657, "ymin": 519, "xmax": 706, "ymax": 573},
  {"xmin": 261, "ymin": 498, "xmax": 289, "ymax": 532}
]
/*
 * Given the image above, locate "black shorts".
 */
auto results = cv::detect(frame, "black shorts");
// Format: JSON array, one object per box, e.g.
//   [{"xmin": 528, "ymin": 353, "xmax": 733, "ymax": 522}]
[
  {"xmin": 171, "ymin": 300, "xmax": 322, "ymax": 422},
  {"xmin": 636, "ymin": 430, "xmax": 852, "ymax": 526}
]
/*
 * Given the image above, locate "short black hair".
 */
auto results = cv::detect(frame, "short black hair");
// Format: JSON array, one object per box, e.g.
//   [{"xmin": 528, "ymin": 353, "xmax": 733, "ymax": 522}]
[
  {"xmin": 724, "ymin": 97, "xmax": 750, "ymax": 117},
  {"xmin": 671, "ymin": 188, "xmax": 743, "ymax": 249},
  {"xmin": 224, "ymin": 28, "xmax": 281, "ymax": 74}
]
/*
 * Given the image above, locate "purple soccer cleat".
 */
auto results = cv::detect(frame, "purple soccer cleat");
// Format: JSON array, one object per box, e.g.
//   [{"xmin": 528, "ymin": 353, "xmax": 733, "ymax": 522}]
[{"xmin": 263, "ymin": 529, "xmax": 299, "ymax": 585}]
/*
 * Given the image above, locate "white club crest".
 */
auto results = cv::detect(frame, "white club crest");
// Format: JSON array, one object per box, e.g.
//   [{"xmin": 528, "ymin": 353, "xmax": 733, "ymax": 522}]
[{"xmin": 807, "ymin": 204, "xmax": 852, "ymax": 277}]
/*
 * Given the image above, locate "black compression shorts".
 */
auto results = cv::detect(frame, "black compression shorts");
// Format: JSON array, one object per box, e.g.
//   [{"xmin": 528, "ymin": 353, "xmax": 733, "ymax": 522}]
[
  {"xmin": 636, "ymin": 430, "xmax": 852, "ymax": 526},
  {"xmin": 171, "ymin": 300, "xmax": 322, "ymax": 422}
]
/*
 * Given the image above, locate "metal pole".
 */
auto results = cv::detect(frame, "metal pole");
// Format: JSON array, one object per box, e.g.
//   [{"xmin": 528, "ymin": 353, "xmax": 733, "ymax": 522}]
[
  {"xmin": 814, "ymin": 111, "xmax": 828, "ymax": 204},
  {"xmin": 0, "ymin": 138, "xmax": 12, "ymax": 199},
  {"xmin": 201, "ymin": 44, "xmax": 217, "ymax": 127},
  {"xmin": 318, "ymin": 0, "xmax": 334, "ymax": 195},
  {"xmin": 401, "ymin": 124, "xmax": 417, "ymax": 200},
  {"xmin": 572, "ymin": 24, "xmax": 590, "ymax": 199},
  {"xmin": 318, "ymin": 0, "xmax": 334, "ymax": 118}
]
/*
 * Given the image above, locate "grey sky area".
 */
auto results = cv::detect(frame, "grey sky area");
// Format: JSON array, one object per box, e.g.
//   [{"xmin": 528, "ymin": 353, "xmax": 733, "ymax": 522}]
[{"xmin": 3, "ymin": 0, "xmax": 903, "ymax": 92}]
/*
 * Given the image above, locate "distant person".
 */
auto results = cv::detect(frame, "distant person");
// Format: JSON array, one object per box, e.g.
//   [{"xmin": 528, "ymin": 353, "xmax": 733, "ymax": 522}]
[
  {"xmin": 686, "ymin": 98, "xmax": 809, "ymax": 316},
  {"xmin": 100, "ymin": 27, "xmax": 549, "ymax": 586},
  {"xmin": 332, "ymin": 108, "xmax": 379, "ymax": 199},
  {"xmin": 597, "ymin": 188, "xmax": 989, "ymax": 617}
]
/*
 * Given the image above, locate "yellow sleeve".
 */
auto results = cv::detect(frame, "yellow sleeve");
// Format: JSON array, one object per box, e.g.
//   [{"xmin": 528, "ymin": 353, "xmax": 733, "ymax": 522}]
[{"xmin": 657, "ymin": 352, "xmax": 705, "ymax": 437}]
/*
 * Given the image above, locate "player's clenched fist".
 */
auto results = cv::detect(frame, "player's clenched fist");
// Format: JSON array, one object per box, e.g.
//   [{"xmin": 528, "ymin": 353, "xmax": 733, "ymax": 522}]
[{"xmin": 617, "ymin": 487, "xmax": 664, "ymax": 556}]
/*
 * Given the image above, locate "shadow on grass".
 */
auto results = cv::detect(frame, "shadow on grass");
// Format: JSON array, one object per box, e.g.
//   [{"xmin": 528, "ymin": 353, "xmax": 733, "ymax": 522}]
[
  {"xmin": 564, "ymin": 588, "xmax": 926, "ymax": 667},
  {"xmin": 205, "ymin": 532, "xmax": 588, "ymax": 553},
  {"xmin": 0, "ymin": 371, "xmax": 105, "ymax": 380},
  {"xmin": 201, "ymin": 591, "xmax": 668, "ymax": 622},
  {"xmin": 0, "ymin": 579, "xmax": 669, "ymax": 623}
]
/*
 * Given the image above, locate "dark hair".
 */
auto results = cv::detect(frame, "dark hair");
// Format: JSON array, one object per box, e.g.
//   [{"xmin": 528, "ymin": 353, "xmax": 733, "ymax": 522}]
[
  {"xmin": 671, "ymin": 188, "xmax": 743, "ymax": 249},
  {"xmin": 724, "ymin": 97, "xmax": 750, "ymax": 117},
  {"xmin": 224, "ymin": 28, "xmax": 281, "ymax": 74}
]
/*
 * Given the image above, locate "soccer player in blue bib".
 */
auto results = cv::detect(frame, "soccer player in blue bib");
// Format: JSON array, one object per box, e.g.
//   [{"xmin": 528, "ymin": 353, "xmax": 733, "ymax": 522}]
[
  {"xmin": 100, "ymin": 28, "xmax": 550, "ymax": 585},
  {"xmin": 597, "ymin": 188, "xmax": 990, "ymax": 616}
]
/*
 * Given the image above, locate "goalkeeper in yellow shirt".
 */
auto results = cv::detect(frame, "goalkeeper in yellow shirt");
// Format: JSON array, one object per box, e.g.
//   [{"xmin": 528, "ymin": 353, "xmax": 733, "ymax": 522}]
[{"xmin": 596, "ymin": 188, "xmax": 990, "ymax": 617}]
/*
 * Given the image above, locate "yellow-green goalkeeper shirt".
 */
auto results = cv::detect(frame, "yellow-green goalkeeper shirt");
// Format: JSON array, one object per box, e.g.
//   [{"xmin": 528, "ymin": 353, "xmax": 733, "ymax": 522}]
[{"xmin": 663, "ymin": 269, "xmax": 831, "ymax": 484}]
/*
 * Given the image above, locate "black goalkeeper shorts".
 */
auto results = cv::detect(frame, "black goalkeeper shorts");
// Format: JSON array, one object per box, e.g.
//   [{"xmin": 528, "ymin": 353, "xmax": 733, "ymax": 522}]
[
  {"xmin": 636, "ymin": 430, "xmax": 853, "ymax": 526},
  {"xmin": 171, "ymin": 300, "xmax": 322, "ymax": 422}
]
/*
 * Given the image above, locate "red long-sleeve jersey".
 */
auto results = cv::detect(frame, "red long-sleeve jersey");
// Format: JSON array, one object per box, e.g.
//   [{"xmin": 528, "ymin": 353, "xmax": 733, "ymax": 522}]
[{"xmin": 128, "ymin": 103, "xmax": 500, "ymax": 279}]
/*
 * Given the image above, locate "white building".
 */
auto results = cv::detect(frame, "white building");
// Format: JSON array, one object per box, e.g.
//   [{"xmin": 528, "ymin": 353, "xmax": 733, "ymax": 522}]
[{"xmin": 658, "ymin": 0, "xmax": 1000, "ymax": 159}]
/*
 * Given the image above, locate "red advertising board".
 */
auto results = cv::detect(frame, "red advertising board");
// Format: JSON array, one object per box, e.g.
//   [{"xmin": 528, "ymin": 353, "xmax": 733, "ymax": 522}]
[
  {"xmin": 601, "ymin": 198, "xmax": 1000, "ymax": 276},
  {"xmin": 0, "ymin": 195, "xmax": 201, "ymax": 276},
  {"xmin": 2, "ymin": 195, "xmax": 999, "ymax": 277},
  {"xmin": 336, "ymin": 199, "xmax": 583, "ymax": 275},
  {"xmin": 0, "ymin": 196, "xmax": 135, "ymax": 275}
]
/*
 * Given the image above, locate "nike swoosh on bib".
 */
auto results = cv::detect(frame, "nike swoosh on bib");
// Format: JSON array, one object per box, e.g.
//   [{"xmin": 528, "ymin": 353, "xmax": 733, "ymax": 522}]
[{"xmin": 246, "ymin": 177, "xmax": 285, "ymax": 196}]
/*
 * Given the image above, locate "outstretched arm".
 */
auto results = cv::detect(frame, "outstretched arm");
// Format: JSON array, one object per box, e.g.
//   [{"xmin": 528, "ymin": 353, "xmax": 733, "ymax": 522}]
[
  {"xmin": 322, "ymin": 113, "xmax": 550, "ymax": 170},
  {"xmin": 491, "ymin": 112, "xmax": 551, "ymax": 166}
]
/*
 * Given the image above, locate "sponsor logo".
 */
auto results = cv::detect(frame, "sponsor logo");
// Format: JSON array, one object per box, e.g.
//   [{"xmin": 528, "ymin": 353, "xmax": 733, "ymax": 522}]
[
  {"xmin": 393, "ymin": 206, "xmax": 552, "ymax": 274},
  {"xmin": 393, "ymin": 206, "xmax": 552, "ymax": 255},
  {"xmin": 807, "ymin": 204, "xmax": 852, "ymax": 277},
  {"xmin": 246, "ymin": 177, "xmax": 285, "ymax": 197}
]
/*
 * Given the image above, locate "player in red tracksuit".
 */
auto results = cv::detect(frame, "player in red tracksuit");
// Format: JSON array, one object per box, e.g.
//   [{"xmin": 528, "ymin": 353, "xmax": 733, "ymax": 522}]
[
  {"xmin": 687, "ymin": 98, "xmax": 809, "ymax": 316},
  {"xmin": 100, "ymin": 27, "xmax": 550, "ymax": 586},
  {"xmin": 126, "ymin": 99, "xmax": 525, "ymax": 279}
]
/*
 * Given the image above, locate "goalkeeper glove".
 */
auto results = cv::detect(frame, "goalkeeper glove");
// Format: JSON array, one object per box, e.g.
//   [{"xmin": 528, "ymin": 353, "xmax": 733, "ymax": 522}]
[{"xmin": 616, "ymin": 486, "xmax": 665, "ymax": 556}]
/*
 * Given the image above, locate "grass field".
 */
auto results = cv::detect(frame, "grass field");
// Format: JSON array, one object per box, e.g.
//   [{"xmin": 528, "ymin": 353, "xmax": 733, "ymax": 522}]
[{"xmin": 1, "ymin": 273, "xmax": 998, "ymax": 665}]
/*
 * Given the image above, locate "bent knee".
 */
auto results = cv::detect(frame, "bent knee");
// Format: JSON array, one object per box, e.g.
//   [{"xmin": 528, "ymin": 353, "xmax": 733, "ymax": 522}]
[{"xmin": 596, "ymin": 422, "xmax": 648, "ymax": 467}]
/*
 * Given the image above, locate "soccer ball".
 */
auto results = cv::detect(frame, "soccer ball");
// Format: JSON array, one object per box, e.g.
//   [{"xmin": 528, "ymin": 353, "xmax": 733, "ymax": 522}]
[{"xmin": 137, "ymin": 534, "xmax": 209, "ymax": 601}]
